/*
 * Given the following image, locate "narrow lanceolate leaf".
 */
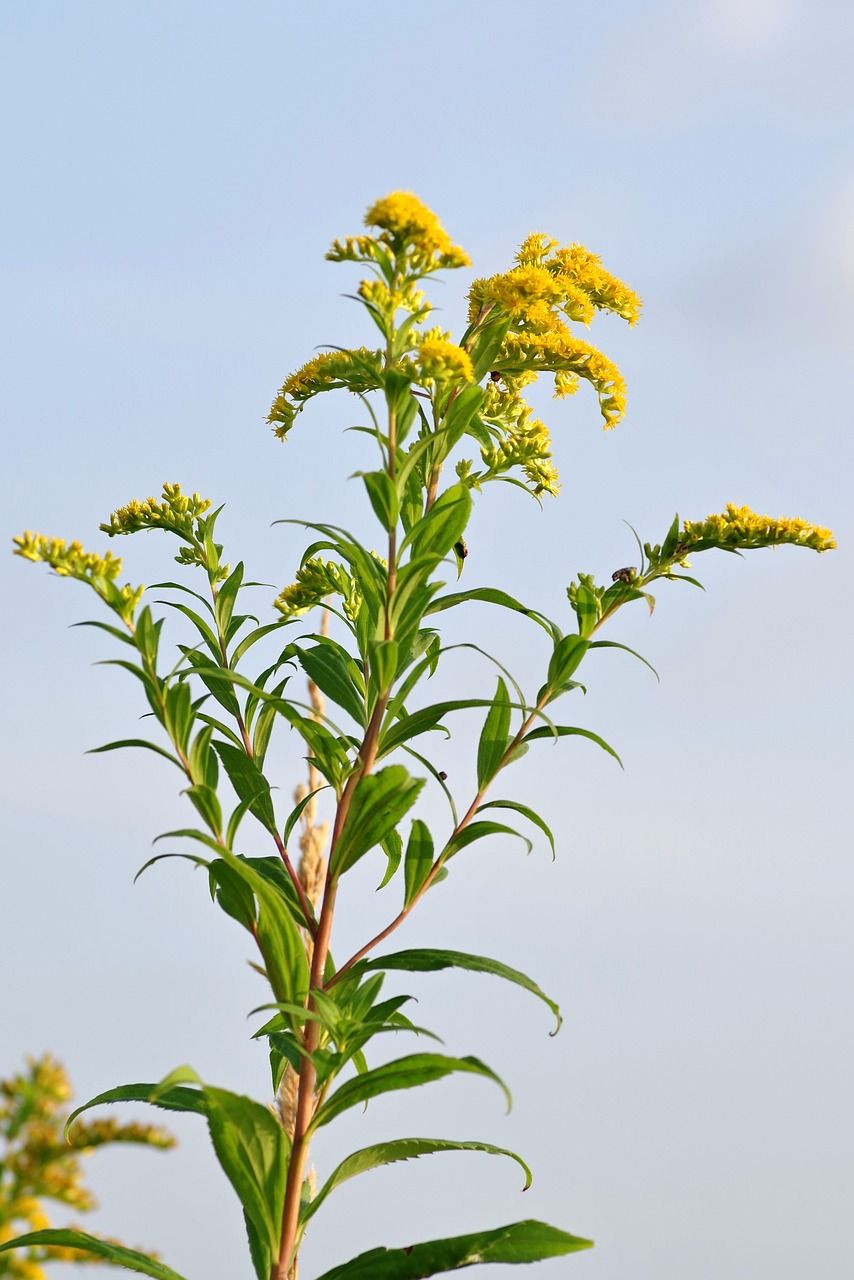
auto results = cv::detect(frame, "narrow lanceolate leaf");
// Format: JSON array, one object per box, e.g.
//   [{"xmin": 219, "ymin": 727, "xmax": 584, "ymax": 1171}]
[
  {"xmin": 303, "ymin": 1138, "xmax": 532, "ymax": 1227},
  {"xmin": 332, "ymin": 766, "xmax": 425, "ymax": 877},
  {"xmin": 0, "ymin": 1231, "xmax": 188, "ymax": 1280},
  {"xmin": 297, "ymin": 643, "xmax": 366, "ymax": 726},
  {"xmin": 522, "ymin": 724, "xmax": 623, "ymax": 767},
  {"xmin": 403, "ymin": 819, "xmax": 434, "ymax": 907},
  {"xmin": 477, "ymin": 801, "xmax": 556, "ymax": 860},
  {"xmin": 213, "ymin": 741, "xmax": 278, "ymax": 835},
  {"xmin": 66, "ymin": 1082, "xmax": 208, "ymax": 1135},
  {"xmin": 476, "ymin": 677, "xmax": 511, "ymax": 787},
  {"xmin": 589, "ymin": 639, "xmax": 660, "ymax": 681},
  {"xmin": 64, "ymin": 1078, "xmax": 288, "ymax": 1280},
  {"xmin": 87, "ymin": 739, "xmax": 183, "ymax": 768},
  {"xmin": 215, "ymin": 847, "xmax": 311, "ymax": 1004},
  {"xmin": 204, "ymin": 1085, "xmax": 289, "ymax": 1280},
  {"xmin": 360, "ymin": 949, "xmax": 561, "ymax": 1033},
  {"xmin": 314, "ymin": 1219, "xmax": 593, "ymax": 1280},
  {"xmin": 407, "ymin": 482, "xmax": 472, "ymax": 563},
  {"xmin": 311, "ymin": 1053, "xmax": 510, "ymax": 1132}
]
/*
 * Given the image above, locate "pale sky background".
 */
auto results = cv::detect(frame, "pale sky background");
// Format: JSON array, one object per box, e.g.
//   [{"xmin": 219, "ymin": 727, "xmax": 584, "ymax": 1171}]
[{"xmin": 1, "ymin": 2, "xmax": 852, "ymax": 1278}]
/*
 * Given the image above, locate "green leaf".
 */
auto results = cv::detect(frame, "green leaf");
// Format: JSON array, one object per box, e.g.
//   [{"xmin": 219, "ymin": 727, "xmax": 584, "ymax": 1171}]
[
  {"xmin": 571, "ymin": 584, "xmax": 601, "ymax": 638},
  {"xmin": 522, "ymin": 724, "xmax": 623, "ymax": 767},
  {"xmin": 303, "ymin": 1137, "xmax": 532, "ymax": 1229},
  {"xmin": 589, "ymin": 639, "xmax": 660, "ymax": 681},
  {"xmin": 215, "ymin": 848, "xmax": 311, "ymax": 1004},
  {"xmin": 546, "ymin": 635, "xmax": 588, "ymax": 689},
  {"xmin": 332, "ymin": 766, "xmax": 425, "ymax": 877},
  {"xmin": 377, "ymin": 828, "xmax": 403, "ymax": 890},
  {"xmin": 157, "ymin": 597, "xmax": 221, "ymax": 660},
  {"xmin": 311, "ymin": 1053, "xmax": 510, "ymax": 1132},
  {"xmin": 362, "ymin": 470, "xmax": 399, "ymax": 530},
  {"xmin": 0, "ymin": 1231, "xmax": 188, "ymax": 1280},
  {"xmin": 283, "ymin": 785, "xmax": 327, "ymax": 845},
  {"xmin": 403, "ymin": 818, "xmax": 435, "ymax": 908},
  {"xmin": 477, "ymin": 800, "xmax": 555, "ymax": 860},
  {"xmin": 361, "ymin": 949, "xmax": 561, "ymax": 1034},
  {"xmin": 66, "ymin": 1077, "xmax": 287, "ymax": 1280},
  {"xmin": 440, "ymin": 384, "xmax": 485, "ymax": 450},
  {"xmin": 380, "ymin": 698, "xmax": 496, "ymax": 757},
  {"xmin": 314, "ymin": 1219, "xmax": 592, "ymax": 1280},
  {"xmin": 213, "ymin": 741, "xmax": 277, "ymax": 835},
  {"xmin": 204, "ymin": 1085, "xmax": 289, "ymax": 1280},
  {"xmin": 445, "ymin": 820, "xmax": 531, "ymax": 858},
  {"xmin": 426, "ymin": 587, "xmax": 557, "ymax": 638},
  {"xmin": 476, "ymin": 677, "xmax": 511, "ymax": 787},
  {"xmin": 297, "ymin": 644, "xmax": 366, "ymax": 726},
  {"xmin": 184, "ymin": 784, "xmax": 223, "ymax": 836},
  {"xmin": 406, "ymin": 483, "xmax": 472, "ymax": 563},
  {"xmin": 467, "ymin": 309, "xmax": 512, "ymax": 380},
  {"xmin": 368, "ymin": 638, "xmax": 399, "ymax": 696},
  {"xmin": 86, "ymin": 739, "xmax": 182, "ymax": 768},
  {"xmin": 66, "ymin": 1082, "xmax": 208, "ymax": 1132},
  {"xmin": 215, "ymin": 561, "xmax": 244, "ymax": 635}
]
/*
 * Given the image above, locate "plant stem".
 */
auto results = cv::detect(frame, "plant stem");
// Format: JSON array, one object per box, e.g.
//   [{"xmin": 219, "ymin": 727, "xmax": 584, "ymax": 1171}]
[
  {"xmin": 275, "ymin": 328, "xmax": 401, "ymax": 1280},
  {"xmin": 328, "ymin": 692, "xmax": 549, "ymax": 987}
]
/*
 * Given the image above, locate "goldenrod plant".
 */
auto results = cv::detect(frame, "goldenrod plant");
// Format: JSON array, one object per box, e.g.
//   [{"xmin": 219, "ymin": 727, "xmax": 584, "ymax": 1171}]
[
  {"xmin": 0, "ymin": 1056, "xmax": 173, "ymax": 1279},
  {"xmin": 5, "ymin": 193, "xmax": 835, "ymax": 1280}
]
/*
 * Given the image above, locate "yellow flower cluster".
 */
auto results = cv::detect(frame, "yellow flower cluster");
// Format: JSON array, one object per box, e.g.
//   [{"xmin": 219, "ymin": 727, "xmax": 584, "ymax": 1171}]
[
  {"xmin": 12, "ymin": 532, "xmax": 122, "ymax": 581},
  {"xmin": 275, "ymin": 557, "xmax": 362, "ymax": 622},
  {"xmin": 467, "ymin": 232, "xmax": 638, "ymax": 430},
  {"xmin": 268, "ymin": 348, "xmax": 383, "ymax": 441},
  {"xmin": 410, "ymin": 328, "xmax": 474, "ymax": 387},
  {"xmin": 11, "ymin": 533, "xmax": 143, "ymax": 623},
  {"xmin": 681, "ymin": 505, "xmax": 836, "ymax": 553},
  {"xmin": 515, "ymin": 236, "xmax": 642, "ymax": 324},
  {"xmin": 329, "ymin": 191, "xmax": 470, "ymax": 272},
  {"xmin": 101, "ymin": 482, "xmax": 212, "ymax": 541},
  {"xmin": 501, "ymin": 327, "xmax": 627, "ymax": 427},
  {"xmin": 0, "ymin": 1056, "xmax": 175, "ymax": 1280}
]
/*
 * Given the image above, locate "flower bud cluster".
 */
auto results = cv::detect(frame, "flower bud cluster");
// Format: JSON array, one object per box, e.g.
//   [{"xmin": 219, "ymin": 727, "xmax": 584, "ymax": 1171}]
[{"xmin": 275, "ymin": 557, "xmax": 361, "ymax": 621}]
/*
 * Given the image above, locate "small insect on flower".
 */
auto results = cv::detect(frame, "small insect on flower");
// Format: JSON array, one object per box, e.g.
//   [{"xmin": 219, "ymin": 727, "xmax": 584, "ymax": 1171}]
[{"xmin": 611, "ymin": 567, "xmax": 636, "ymax": 584}]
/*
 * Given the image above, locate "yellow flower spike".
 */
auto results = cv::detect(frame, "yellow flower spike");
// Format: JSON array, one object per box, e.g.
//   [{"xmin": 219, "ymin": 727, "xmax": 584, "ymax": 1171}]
[
  {"xmin": 268, "ymin": 348, "xmax": 384, "ymax": 440},
  {"xmin": 682, "ymin": 505, "xmax": 836, "ymax": 553},
  {"xmin": 102, "ymin": 482, "xmax": 212, "ymax": 540}
]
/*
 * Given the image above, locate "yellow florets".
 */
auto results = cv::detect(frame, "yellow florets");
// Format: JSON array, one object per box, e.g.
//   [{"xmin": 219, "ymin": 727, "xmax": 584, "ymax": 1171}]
[
  {"xmin": 328, "ymin": 191, "xmax": 470, "ymax": 272},
  {"xmin": 682, "ymin": 505, "xmax": 836, "ymax": 553},
  {"xmin": 467, "ymin": 232, "xmax": 638, "ymax": 432},
  {"xmin": 411, "ymin": 329, "xmax": 474, "ymax": 386},
  {"xmin": 0, "ymin": 1055, "xmax": 174, "ymax": 1279},
  {"xmin": 101, "ymin": 482, "xmax": 212, "ymax": 541},
  {"xmin": 364, "ymin": 192, "xmax": 470, "ymax": 268},
  {"xmin": 275, "ymin": 557, "xmax": 362, "ymax": 622},
  {"xmin": 11, "ymin": 533, "xmax": 143, "ymax": 623},
  {"xmin": 268, "ymin": 348, "xmax": 383, "ymax": 440}
]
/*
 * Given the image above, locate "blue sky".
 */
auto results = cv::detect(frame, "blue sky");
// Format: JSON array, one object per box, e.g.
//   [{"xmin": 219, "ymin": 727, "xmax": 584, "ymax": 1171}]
[{"xmin": 1, "ymin": 3, "xmax": 852, "ymax": 1278}]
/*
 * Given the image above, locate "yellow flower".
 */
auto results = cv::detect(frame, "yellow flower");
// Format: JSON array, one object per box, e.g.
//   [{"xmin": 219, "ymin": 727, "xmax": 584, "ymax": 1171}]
[
  {"xmin": 682, "ymin": 504, "xmax": 836, "ymax": 553},
  {"xmin": 364, "ymin": 191, "xmax": 470, "ymax": 268},
  {"xmin": 268, "ymin": 348, "xmax": 383, "ymax": 440},
  {"xmin": 101, "ymin": 482, "xmax": 212, "ymax": 540},
  {"xmin": 328, "ymin": 192, "xmax": 470, "ymax": 272},
  {"xmin": 411, "ymin": 329, "xmax": 474, "ymax": 386},
  {"xmin": 11, "ymin": 533, "xmax": 143, "ymax": 622},
  {"xmin": 275, "ymin": 557, "xmax": 362, "ymax": 621}
]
